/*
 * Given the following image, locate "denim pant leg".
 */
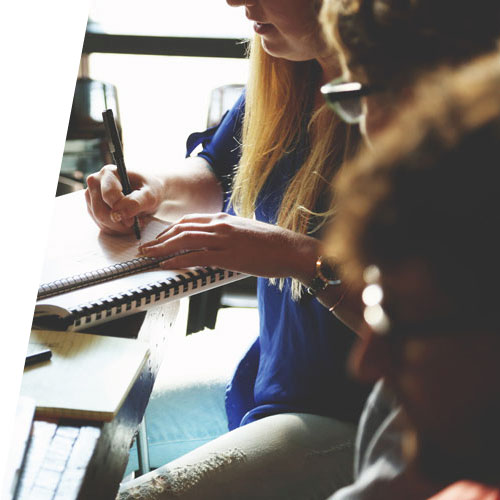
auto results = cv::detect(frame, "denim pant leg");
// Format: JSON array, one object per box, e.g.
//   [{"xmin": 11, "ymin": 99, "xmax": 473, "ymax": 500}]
[
  {"xmin": 119, "ymin": 412, "xmax": 357, "ymax": 500},
  {"xmin": 125, "ymin": 323, "xmax": 257, "ymax": 476}
]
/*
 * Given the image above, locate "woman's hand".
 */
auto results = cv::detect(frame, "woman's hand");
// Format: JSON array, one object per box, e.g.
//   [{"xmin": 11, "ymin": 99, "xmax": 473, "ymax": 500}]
[
  {"xmin": 138, "ymin": 211, "xmax": 368, "ymax": 337},
  {"xmin": 138, "ymin": 212, "xmax": 321, "ymax": 281},
  {"xmin": 85, "ymin": 165, "xmax": 165, "ymax": 235}
]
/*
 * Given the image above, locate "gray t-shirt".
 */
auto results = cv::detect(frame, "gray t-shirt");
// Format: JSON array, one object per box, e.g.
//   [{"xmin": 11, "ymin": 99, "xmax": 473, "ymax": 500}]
[{"xmin": 328, "ymin": 380, "xmax": 440, "ymax": 500}]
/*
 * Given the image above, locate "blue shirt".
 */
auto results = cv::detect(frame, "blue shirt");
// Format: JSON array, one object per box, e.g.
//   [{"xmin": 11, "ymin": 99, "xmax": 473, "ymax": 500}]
[{"xmin": 186, "ymin": 93, "xmax": 369, "ymax": 430}]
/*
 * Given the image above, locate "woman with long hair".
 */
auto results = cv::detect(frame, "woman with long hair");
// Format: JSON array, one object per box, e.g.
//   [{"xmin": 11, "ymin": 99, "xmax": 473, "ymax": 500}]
[{"xmin": 86, "ymin": 1, "xmax": 368, "ymax": 498}]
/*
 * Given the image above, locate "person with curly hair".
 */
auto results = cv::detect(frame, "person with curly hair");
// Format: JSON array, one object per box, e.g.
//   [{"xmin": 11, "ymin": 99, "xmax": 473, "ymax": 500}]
[
  {"xmin": 329, "ymin": 51, "xmax": 500, "ymax": 500},
  {"xmin": 317, "ymin": 1, "xmax": 500, "ymax": 498},
  {"xmin": 320, "ymin": 0, "xmax": 500, "ymax": 141}
]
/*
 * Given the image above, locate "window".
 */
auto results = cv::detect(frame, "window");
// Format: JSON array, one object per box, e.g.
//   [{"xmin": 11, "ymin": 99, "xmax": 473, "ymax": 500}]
[
  {"xmin": 89, "ymin": 0, "xmax": 252, "ymax": 38},
  {"xmin": 80, "ymin": 1, "xmax": 251, "ymax": 173}
]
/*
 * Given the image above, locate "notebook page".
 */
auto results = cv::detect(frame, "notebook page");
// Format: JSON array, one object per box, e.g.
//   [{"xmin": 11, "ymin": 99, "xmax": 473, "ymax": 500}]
[{"xmin": 39, "ymin": 191, "xmax": 170, "ymax": 285}]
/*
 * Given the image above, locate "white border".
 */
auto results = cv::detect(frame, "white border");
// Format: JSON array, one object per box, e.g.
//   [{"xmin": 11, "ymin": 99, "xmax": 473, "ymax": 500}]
[{"xmin": 0, "ymin": 0, "xmax": 89, "ymax": 493}]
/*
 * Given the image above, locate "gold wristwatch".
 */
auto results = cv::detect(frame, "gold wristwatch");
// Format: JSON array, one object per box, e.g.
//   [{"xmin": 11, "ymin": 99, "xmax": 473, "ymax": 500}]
[{"xmin": 306, "ymin": 256, "xmax": 342, "ymax": 296}]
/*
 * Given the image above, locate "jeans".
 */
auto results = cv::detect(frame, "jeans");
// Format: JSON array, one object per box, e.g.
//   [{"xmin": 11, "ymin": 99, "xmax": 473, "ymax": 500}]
[{"xmin": 120, "ymin": 412, "xmax": 356, "ymax": 500}]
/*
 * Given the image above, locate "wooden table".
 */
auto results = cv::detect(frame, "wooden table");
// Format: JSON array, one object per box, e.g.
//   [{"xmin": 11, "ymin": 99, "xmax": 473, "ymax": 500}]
[{"xmin": 16, "ymin": 299, "xmax": 187, "ymax": 500}]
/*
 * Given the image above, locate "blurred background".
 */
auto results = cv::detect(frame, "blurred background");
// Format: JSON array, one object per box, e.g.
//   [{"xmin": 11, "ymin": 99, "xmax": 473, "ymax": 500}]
[{"xmin": 59, "ymin": 0, "xmax": 251, "ymax": 195}]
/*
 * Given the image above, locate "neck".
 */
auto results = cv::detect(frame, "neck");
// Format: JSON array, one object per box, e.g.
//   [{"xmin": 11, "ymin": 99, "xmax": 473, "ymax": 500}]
[
  {"xmin": 316, "ymin": 53, "xmax": 342, "ymax": 85},
  {"xmin": 313, "ymin": 54, "xmax": 342, "ymax": 110}
]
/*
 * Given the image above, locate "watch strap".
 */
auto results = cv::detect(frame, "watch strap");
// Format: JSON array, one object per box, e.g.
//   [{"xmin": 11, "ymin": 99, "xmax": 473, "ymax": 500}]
[{"xmin": 306, "ymin": 256, "xmax": 342, "ymax": 297}]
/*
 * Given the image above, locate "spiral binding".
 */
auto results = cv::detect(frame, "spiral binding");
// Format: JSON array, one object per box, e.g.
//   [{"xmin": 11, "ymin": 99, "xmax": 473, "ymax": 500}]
[
  {"xmin": 37, "ymin": 257, "xmax": 163, "ymax": 300},
  {"xmin": 68, "ymin": 267, "xmax": 234, "ymax": 329}
]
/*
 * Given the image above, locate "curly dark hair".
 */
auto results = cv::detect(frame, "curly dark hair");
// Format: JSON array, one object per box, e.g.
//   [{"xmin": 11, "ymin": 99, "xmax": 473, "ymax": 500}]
[
  {"xmin": 329, "ymin": 52, "xmax": 500, "ymax": 314},
  {"xmin": 321, "ymin": 0, "xmax": 500, "ymax": 86}
]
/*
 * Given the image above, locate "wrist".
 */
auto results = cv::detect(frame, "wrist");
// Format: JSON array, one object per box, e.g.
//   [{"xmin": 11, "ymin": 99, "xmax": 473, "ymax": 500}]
[
  {"xmin": 306, "ymin": 255, "xmax": 342, "ymax": 297},
  {"xmin": 153, "ymin": 172, "xmax": 169, "ymax": 203},
  {"xmin": 289, "ymin": 235, "xmax": 322, "ymax": 285}
]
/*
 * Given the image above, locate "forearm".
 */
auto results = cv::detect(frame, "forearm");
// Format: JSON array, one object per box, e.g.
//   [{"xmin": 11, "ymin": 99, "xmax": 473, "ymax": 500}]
[
  {"xmin": 287, "ymin": 235, "xmax": 365, "ymax": 337},
  {"xmin": 154, "ymin": 156, "xmax": 224, "ymax": 220},
  {"xmin": 318, "ymin": 286, "xmax": 366, "ymax": 337},
  {"xmin": 138, "ymin": 212, "xmax": 365, "ymax": 338}
]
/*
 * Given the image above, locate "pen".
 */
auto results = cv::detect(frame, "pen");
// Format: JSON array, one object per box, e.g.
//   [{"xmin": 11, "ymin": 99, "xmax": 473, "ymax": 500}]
[
  {"xmin": 25, "ymin": 348, "xmax": 52, "ymax": 367},
  {"xmin": 102, "ymin": 109, "xmax": 141, "ymax": 240}
]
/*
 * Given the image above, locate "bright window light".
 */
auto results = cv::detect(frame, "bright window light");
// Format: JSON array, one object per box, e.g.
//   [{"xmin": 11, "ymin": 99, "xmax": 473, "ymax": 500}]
[{"xmin": 89, "ymin": 0, "xmax": 253, "ymax": 38}]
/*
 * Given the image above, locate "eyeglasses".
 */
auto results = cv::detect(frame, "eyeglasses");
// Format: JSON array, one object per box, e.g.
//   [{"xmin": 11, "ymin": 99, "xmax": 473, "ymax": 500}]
[{"xmin": 321, "ymin": 77, "xmax": 379, "ymax": 125}]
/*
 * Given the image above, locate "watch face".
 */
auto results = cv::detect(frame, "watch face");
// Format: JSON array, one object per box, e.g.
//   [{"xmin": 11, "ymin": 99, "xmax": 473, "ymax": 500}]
[{"xmin": 319, "ymin": 257, "xmax": 341, "ymax": 285}]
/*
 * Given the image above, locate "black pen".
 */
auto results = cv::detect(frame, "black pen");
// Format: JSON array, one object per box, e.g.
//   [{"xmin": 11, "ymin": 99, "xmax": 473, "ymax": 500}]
[
  {"xmin": 102, "ymin": 109, "xmax": 141, "ymax": 240},
  {"xmin": 25, "ymin": 348, "xmax": 52, "ymax": 367}
]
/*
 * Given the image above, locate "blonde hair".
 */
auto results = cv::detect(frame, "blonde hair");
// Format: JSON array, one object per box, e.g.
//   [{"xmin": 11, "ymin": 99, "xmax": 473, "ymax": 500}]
[{"xmin": 230, "ymin": 36, "xmax": 357, "ymax": 299}]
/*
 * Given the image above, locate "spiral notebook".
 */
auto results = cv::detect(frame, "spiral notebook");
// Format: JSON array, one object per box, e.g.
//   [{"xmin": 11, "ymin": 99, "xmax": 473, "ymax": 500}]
[{"xmin": 33, "ymin": 192, "xmax": 244, "ymax": 331}]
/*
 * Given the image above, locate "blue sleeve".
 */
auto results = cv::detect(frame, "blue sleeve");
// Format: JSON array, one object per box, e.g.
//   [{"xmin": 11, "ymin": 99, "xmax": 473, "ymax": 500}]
[{"xmin": 185, "ymin": 92, "xmax": 245, "ymax": 205}]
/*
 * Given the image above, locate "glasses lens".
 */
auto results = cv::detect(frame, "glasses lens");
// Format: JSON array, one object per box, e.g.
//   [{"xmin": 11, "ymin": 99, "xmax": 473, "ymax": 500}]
[
  {"xmin": 322, "ymin": 78, "xmax": 365, "ymax": 124},
  {"xmin": 329, "ymin": 98, "xmax": 363, "ymax": 124}
]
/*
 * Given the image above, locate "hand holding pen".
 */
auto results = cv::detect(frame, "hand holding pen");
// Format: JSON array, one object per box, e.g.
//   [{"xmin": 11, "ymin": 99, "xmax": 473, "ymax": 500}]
[{"xmin": 102, "ymin": 109, "xmax": 142, "ymax": 240}]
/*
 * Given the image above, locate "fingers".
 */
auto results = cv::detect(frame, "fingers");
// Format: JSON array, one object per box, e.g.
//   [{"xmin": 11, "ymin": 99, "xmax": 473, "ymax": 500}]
[
  {"xmin": 97, "ymin": 165, "xmax": 126, "ymax": 207},
  {"xmin": 85, "ymin": 166, "xmax": 123, "ymax": 230},
  {"xmin": 140, "ymin": 229, "xmax": 220, "ymax": 258},
  {"xmin": 85, "ymin": 165, "xmax": 158, "ymax": 234},
  {"xmin": 87, "ymin": 166, "xmax": 138, "ymax": 218},
  {"xmin": 140, "ymin": 215, "xmax": 231, "ymax": 257},
  {"xmin": 159, "ymin": 249, "xmax": 225, "ymax": 270},
  {"xmin": 155, "ymin": 213, "xmax": 226, "ymax": 239},
  {"xmin": 134, "ymin": 213, "xmax": 295, "ymax": 277},
  {"xmin": 147, "ymin": 221, "xmax": 212, "ymax": 248},
  {"xmin": 112, "ymin": 186, "xmax": 157, "ymax": 221},
  {"xmin": 137, "ymin": 214, "xmax": 237, "ymax": 271},
  {"xmin": 84, "ymin": 188, "xmax": 109, "ymax": 232},
  {"xmin": 86, "ymin": 174, "xmax": 130, "ymax": 234}
]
